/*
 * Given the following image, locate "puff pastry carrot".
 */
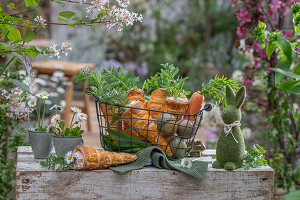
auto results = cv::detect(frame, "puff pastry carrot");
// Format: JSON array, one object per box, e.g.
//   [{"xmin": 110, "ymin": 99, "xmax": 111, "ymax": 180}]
[
  {"xmin": 73, "ymin": 145, "xmax": 137, "ymax": 170},
  {"xmin": 122, "ymin": 101, "xmax": 172, "ymax": 156},
  {"xmin": 147, "ymin": 88, "xmax": 168, "ymax": 120}
]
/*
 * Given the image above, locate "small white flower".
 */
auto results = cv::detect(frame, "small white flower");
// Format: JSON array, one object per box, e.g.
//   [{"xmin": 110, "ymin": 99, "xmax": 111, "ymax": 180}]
[
  {"xmin": 77, "ymin": 118, "xmax": 84, "ymax": 125},
  {"xmin": 36, "ymin": 91, "xmax": 49, "ymax": 99},
  {"xmin": 51, "ymin": 114, "xmax": 61, "ymax": 124},
  {"xmin": 181, "ymin": 158, "xmax": 192, "ymax": 169},
  {"xmin": 34, "ymin": 16, "xmax": 47, "ymax": 28},
  {"xmin": 49, "ymin": 104, "xmax": 61, "ymax": 111},
  {"xmin": 77, "ymin": 112, "xmax": 87, "ymax": 120},
  {"xmin": 28, "ymin": 97, "xmax": 37, "ymax": 107},
  {"xmin": 224, "ymin": 124, "xmax": 232, "ymax": 136},
  {"xmin": 71, "ymin": 106, "xmax": 81, "ymax": 113},
  {"xmin": 64, "ymin": 151, "xmax": 74, "ymax": 164}
]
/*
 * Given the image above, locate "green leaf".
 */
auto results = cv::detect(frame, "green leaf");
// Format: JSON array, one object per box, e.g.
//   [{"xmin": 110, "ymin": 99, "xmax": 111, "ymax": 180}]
[
  {"xmin": 276, "ymin": 36, "xmax": 296, "ymax": 64},
  {"xmin": 294, "ymin": 63, "xmax": 300, "ymax": 75},
  {"xmin": 271, "ymin": 68, "xmax": 300, "ymax": 80},
  {"xmin": 7, "ymin": 3, "xmax": 15, "ymax": 8},
  {"xmin": 57, "ymin": 16, "xmax": 66, "ymax": 22},
  {"xmin": 8, "ymin": 79, "xmax": 31, "ymax": 93},
  {"xmin": 67, "ymin": 22, "xmax": 76, "ymax": 28},
  {"xmin": 277, "ymin": 80, "xmax": 300, "ymax": 92},
  {"xmin": 59, "ymin": 11, "xmax": 75, "ymax": 19},
  {"xmin": 275, "ymin": 56, "xmax": 291, "ymax": 85},
  {"xmin": 24, "ymin": 0, "xmax": 38, "ymax": 7},
  {"xmin": 72, "ymin": 17, "xmax": 81, "ymax": 21},
  {"xmin": 51, "ymin": 0, "xmax": 65, "ymax": 7},
  {"xmin": 23, "ymin": 29, "xmax": 35, "ymax": 43},
  {"xmin": 266, "ymin": 42, "xmax": 277, "ymax": 58},
  {"xmin": 7, "ymin": 27, "xmax": 21, "ymax": 41}
]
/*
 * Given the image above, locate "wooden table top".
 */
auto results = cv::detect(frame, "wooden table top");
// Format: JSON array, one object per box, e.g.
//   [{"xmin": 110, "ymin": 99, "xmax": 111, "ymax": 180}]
[
  {"xmin": 32, "ymin": 60, "xmax": 96, "ymax": 76},
  {"xmin": 16, "ymin": 146, "xmax": 274, "ymax": 200}
]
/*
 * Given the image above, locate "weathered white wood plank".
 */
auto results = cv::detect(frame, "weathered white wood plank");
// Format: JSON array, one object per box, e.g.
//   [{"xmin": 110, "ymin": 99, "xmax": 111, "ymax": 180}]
[{"xmin": 16, "ymin": 146, "xmax": 274, "ymax": 200}]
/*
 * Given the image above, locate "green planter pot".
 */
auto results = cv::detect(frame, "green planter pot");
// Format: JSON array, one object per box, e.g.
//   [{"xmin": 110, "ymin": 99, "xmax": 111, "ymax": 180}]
[
  {"xmin": 28, "ymin": 130, "xmax": 53, "ymax": 159},
  {"xmin": 53, "ymin": 136, "xmax": 84, "ymax": 157}
]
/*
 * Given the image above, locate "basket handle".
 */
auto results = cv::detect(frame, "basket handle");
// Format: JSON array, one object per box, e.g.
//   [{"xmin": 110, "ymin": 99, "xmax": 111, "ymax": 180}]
[{"xmin": 195, "ymin": 103, "xmax": 214, "ymax": 115}]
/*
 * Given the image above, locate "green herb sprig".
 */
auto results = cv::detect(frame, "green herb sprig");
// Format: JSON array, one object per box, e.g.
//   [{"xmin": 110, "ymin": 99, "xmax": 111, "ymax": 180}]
[
  {"xmin": 40, "ymin": 155, "xmax": 76, "ymax": 172},
  {"xmin": 75, "ymin": 66, "xmax": 140, "ymax": 108},
  {"xmin": 200, "ymin": 75, "xmax": 239, "ymax": 109},
  {"xmin": 243, "ymin": 144, "xmax": 268, "ymax": 170},
  {"xmin": 143, "ymin": 63, "xmax": 190, "ymax": 98}
]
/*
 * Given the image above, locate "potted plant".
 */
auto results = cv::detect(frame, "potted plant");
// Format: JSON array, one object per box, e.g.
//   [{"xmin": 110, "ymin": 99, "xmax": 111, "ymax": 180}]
[
  {"xmin": 50, "ymin": 106, "xmax": 86, "ymax": 157},
  {"xmin": 27, "ymin": 91, "xmax": 53, "ymax": 159}
]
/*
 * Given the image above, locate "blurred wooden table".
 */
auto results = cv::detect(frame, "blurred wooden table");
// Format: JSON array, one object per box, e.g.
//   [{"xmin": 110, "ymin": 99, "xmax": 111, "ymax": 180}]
[{"xmin": 32, "ymin": 60, "xmax": 95, "ymax": 131}]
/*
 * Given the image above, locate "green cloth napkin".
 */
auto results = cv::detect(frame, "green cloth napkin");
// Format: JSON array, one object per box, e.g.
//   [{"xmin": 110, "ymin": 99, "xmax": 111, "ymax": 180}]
[{"xmin": 109, "ymin": 146, "xmax": 208, "ymax": 182}]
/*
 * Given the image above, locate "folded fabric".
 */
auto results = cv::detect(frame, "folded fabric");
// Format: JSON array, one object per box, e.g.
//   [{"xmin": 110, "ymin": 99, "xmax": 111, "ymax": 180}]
[{"xmin": 109, "ymin": 146, "xmax": 208, "ymax": 182}]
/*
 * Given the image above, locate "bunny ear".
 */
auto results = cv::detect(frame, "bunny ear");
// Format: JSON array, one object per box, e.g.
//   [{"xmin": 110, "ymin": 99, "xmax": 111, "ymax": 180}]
[
  {"xmin": 234, "ymin": 86, "xmax": 246, "ymax": 108},
  {"xmin": 225, "ymin": 85, "xmax": 235, "ymax": 105}
]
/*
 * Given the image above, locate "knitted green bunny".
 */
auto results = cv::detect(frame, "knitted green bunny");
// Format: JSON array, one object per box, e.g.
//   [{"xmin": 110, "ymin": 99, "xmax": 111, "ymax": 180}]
[{"xmin": 212, "ymin": 85, "xmax": 246, "ymax": 170}]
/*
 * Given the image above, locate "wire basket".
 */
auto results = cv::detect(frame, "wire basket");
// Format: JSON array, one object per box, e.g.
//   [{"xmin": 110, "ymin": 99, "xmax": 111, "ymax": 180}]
[{"xmin": 95, "ymin": 100, "xmax": 213, "ymax": 159}]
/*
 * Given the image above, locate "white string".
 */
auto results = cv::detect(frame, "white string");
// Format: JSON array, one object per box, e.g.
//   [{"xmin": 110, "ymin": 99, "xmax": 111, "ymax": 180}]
[{"xmin": 224, "ymin": 121, "xmax": 241, "ymax": 143}]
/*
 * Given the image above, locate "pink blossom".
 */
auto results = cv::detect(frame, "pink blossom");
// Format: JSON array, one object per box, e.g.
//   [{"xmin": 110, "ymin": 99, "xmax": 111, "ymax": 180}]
[
  {"xmin": 236, "ymin": 9, "xmax": 251, "ymax": 23},
  {"xmin": 236, "ymin": 23, "xmax": 245, "ymax": 38},
  {"xmin": 283, "ymin": 30, "xmax": 294, "ymax": 39},
  {"xmin": 266, "ymin": 9, "xmax": 273, "ymax": 18},
  {"xmin": 270, "ymin": 0, "xmax": 285, "ymax": 11},
  {"xmin": 245, "ymin": 79, "xmax": 252, "ymax": 85}
]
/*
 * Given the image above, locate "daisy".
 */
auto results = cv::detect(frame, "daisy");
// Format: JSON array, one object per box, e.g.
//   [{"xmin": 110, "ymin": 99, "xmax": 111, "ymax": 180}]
[
  {"xmin": 64, "ymin": 151, "xmax": 74, "ymax": 164},
  {"xmin": 51, "ymin": 114, "xmax": 61, "ymax": 124},
  {"xmin": 28, "ymin": 97, "xmax": 37, "ymax": 107},
  {"xmin": 36, "ymin": 91, "xmax": 49, "ymax": 99},
  {"xmin": 77, "ymin": 112, "xmax": 87, "ymax": 120},
  {"xmin": 49, "ymin": 104, "xmax": 62, "ymax": 111},
  {"xmin": 181, "ymin": 158, "xmax": 192, "ymax": 169},
  {"xmin": 71, "ymin": 106, "xmax": 81, "ymax": 113},
  {"xmin": 77, "ymin": 118, "xmax": 84, "ymax": 125}
]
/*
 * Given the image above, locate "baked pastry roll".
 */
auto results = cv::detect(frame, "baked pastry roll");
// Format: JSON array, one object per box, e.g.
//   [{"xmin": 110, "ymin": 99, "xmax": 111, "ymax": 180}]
[
  {"xmin": 147, "ymin": 88, "xmax": 168, "ymax": 120},
  {"xmin": 73, "ymin": 145, "xmax": 137, "ymax": 170},
  {"xmin": 122, "ymin": 101, "xmax": 172, "ymax": 156},
  {"xmin": 165, "ymin": 96, "xmax": 188, "ymax": 120}
]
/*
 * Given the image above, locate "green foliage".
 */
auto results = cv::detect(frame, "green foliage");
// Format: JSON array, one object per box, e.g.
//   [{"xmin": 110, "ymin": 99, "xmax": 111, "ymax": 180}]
[
  {"xmin": 75, "ymin": 66, "xmax": 140, "ymax": 108},
  {"xmin": 200, "ymin": 75, "xmax": 239, "ymax": 109},
  {"xmin": 253, "ymin": 21, "xmax": 266, "ymax": 48},
  {"xmin": 102, "ymin": 129, "xmax": 150, "ymax": 153},
  {"xmin": 243, "ymin": 144, "xmax": 268, "ymax": 170},
  {"xmin": 51, "ymin": 120, "xmax": 84, "ymax": 137},
  {"xmin": 143, "ymin": 63, "xmax": 190, "ymax": 97},
  {"xmin": 254, "ymin": 7, "xmax": 299, "ymax": 94},
  {"xmin": 40, "ymin": 155, "xmax": 76, "ymax": 172}
]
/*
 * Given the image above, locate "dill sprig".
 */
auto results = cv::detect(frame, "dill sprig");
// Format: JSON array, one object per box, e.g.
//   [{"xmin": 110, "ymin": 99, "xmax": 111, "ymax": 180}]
[
  {"xmin": 200, "ymin": 75, "xmax": 239, "ymax": 108},
  {"xmin": 75, "ymin": 66, "xmax": 140, "ymax": 107},
  {"xmin": 243, "ymin": 144, "xmax": 268, "ymax": 170},
  {"xmin": 40, "ymin": 155, "xmax": 76, "ymax": 172},
  {"xmin": 143, "ymin": 63, "xmax": 190, "ymax": 97}
]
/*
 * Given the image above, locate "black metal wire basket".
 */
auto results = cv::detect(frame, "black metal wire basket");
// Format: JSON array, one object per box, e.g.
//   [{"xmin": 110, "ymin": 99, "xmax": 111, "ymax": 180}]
[{"xmin": 95, "ymin": 100, "xmax": 213, "ymax": 159}]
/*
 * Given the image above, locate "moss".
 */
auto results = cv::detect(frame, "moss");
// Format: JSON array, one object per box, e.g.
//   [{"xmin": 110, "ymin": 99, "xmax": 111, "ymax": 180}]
[{"xmin": 212, "ymin": 85, "xmax": 246, "ymax": 170}]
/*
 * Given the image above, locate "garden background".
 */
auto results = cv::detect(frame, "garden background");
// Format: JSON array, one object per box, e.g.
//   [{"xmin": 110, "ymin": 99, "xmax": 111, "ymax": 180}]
[{"xmin": 0, "ymin": 0, "xmax": 299, "ymax": 199}]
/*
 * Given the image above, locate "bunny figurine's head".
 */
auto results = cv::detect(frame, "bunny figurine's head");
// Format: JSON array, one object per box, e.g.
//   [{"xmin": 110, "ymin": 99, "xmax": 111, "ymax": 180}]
[{"xmin": 222, "ymin": 85, "xmax": 246, "ymax": 124}]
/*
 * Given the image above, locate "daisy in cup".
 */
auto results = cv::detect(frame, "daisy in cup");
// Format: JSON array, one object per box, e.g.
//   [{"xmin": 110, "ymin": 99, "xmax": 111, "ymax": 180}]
[
  {"xmin": 49, "ymin": 104, "xmax": 62, "ymax": 111},
  {"xmin": 51, "ymin": 114, "xmax": 61, "ymax": 124},
  {"xmin": 181, "ymin": 158, "xmax": 192, "ymax": 169},
  {"xmin": 28, "ymin": 96, "xmax": 37, "ymax": 107},
  {"xmin": 71, "ymin": 106, "xmax": 81, "ymax": 113},
  {"xmin": 77, "ymin": 112, "xmax": 87, "ymax": 120},
  {"xmin": 64, "ymin": 151, "xmax": 74, "ymax": 165},
  {"xmin": 36, "ymin": 91, "xmax": 49, "ymax": 99}
]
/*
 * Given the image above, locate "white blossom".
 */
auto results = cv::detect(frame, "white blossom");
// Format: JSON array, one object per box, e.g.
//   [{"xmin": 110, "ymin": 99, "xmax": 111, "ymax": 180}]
[
  {"xmin": 51, "ymin": 114, "xmax": 61, "ymax": 124},
  {"xmin": 34, "ymin": 16, "xmax": 47, "ymax": 28}
]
